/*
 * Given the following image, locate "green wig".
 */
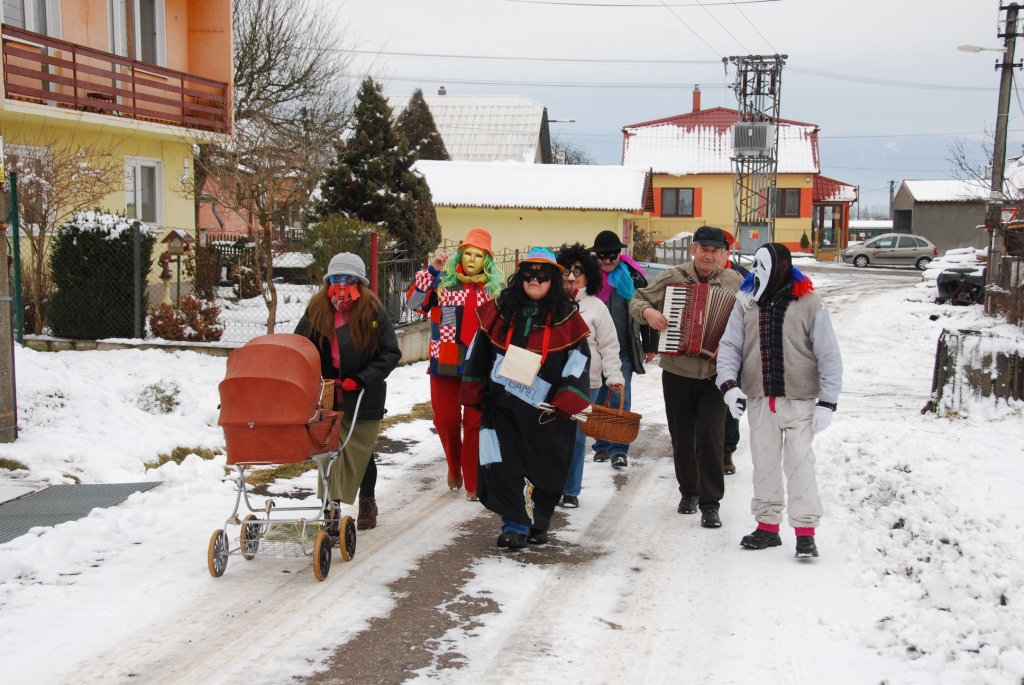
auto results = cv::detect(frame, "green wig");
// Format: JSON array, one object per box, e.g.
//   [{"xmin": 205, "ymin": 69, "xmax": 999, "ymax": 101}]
[{"xmin": 439, "ymin": 246, "xmax": 504, "ymax": 297}]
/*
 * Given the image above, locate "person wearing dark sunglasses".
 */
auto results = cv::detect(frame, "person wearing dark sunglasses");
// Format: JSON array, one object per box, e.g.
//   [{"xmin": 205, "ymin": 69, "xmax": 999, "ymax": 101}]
[
  {"xmin": 587, "ymin": 230, "xmax": 656, "ymax": 470},
  {"xmin": 460, "ymin": 248, "xmax": 592, "ymax": 550},
  {"xmin": 295, "ymin": 252, "xmax": 401, "ymax": 533},
  {"xmin": 556, "ymin": 243, "xmax": 624, "ymax": 509}
]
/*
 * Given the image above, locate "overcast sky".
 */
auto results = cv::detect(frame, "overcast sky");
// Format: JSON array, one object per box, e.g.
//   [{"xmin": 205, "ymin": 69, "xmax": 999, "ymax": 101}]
[{"xmin": 332, "ymin": 0, "xmax": 1017, "ymax": 212}]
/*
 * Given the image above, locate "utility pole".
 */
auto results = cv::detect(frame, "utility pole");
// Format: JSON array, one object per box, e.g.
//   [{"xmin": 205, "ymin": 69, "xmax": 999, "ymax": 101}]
[
  {"xmin": 888, "ymin": 180, "xmax": 895, "ymax": 220},
  {"xmin": 985, "ymin": 3, "xmax": 1021, "ymax": 315}
]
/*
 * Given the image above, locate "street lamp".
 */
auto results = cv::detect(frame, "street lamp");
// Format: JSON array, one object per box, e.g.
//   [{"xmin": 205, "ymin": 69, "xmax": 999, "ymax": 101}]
[
  {"xmin": 958, "ymin": 3, "xmax": 1021, "ymax": 314},
  {"xmin": 957, "ymin": 44, "xmax": 1008, "ymax": 53}
]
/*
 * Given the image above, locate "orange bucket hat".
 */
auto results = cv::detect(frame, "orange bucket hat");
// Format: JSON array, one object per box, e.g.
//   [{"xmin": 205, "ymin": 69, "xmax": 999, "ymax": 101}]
[{"xmin": 461, "ymin": 228, "xmax": 492, "ymax": 255}]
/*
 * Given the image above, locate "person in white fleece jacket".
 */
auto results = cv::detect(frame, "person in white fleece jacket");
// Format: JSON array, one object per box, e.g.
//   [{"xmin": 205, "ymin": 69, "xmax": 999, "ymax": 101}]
[
  {"xmin": 557, "ymin": 243, "xmax": 624, "ymax": 508},
  {"xmin": 716, "ymin": 243, "xmax": 843, "ymax": 560}
]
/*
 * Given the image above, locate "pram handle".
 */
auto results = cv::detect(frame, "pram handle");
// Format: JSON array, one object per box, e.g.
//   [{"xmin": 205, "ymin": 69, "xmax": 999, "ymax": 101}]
[{"xmin": 340, "ymin": 388, "xmax": 366, "ymax": 451}]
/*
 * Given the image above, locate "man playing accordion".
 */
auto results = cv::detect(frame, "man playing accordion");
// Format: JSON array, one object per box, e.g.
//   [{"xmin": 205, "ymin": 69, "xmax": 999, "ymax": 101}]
[{"xmin": 629, "ymin": 226, "xmax": 742, "ymax": 529}]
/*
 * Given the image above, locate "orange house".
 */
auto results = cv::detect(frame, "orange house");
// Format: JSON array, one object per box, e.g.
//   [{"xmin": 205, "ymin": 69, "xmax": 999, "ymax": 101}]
[{"xmin": 0, "ymin": 0, "xmax": 233, "ymax": 237}]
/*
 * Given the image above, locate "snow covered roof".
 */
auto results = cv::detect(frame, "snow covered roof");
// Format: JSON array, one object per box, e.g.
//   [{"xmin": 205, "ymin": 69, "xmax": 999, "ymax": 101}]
[
  {"xmin": 900, "ymin": 179, "xmax": 990, "ymax": 203},
  {"xmin": 389, "ymin": 95, "xmax": 547, "ymax": 163},
  {"xmin": 273, "ymin": 252, "xmax": 314, "ymax": 269},
  {"xmin": 414, "ymin": 160, "xmax": 649, "ymax": 211},
  {"xmin": 814, "ymin": 175, "xmax": 858, "ymax": 203},
  {"xmin": 621, "ymin": 107, "xmax": 819, "ymax": 175}
]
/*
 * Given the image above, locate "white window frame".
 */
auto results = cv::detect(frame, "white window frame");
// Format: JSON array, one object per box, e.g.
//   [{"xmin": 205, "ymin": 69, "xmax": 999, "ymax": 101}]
[
  {"xmin": 125, "ymin": 156, "xmax": 163, "ymax": 227},
  {"xmin": 1, "ymin": 0, "xmax": 62, "ymax": 38},
  {"xmin": 108, "ymin": 0, "xmax": 166, "ymax": 66}
]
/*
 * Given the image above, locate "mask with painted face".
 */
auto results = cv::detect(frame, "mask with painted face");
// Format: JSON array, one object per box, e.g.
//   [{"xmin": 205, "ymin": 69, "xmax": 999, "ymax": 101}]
[
  {"xmin": 751, "ymin": 247, "xmax": 773, "ymax": 304},
  {"xmin": 461, "ymin": 246, "xmax": 487, "ymax": 277},
  {"xmin": 750, "ymin": 244, "xmax": 793, "ymax": 307},
  {"xmin": 328, "ymin": 282, "xmax": 361, "ymax": 310}
]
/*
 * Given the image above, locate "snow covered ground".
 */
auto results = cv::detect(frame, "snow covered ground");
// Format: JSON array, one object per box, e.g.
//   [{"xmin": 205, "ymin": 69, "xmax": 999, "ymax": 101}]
[{"xmin": 0, "ymin": 270, "xmax": 1021, "ymax": 684}]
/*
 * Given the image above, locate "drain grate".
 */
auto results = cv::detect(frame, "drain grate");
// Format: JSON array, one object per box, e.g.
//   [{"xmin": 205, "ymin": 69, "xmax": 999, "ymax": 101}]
[{"xmin": 0, "ymin": 482, "xmax": 161, "ymax": 544}]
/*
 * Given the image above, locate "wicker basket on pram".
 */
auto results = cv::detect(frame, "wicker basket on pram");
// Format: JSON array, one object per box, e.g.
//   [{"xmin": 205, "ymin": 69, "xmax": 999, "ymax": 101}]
[{"xmin": 580, "ymin": 392, "xmax": 641, "ymax": 445}]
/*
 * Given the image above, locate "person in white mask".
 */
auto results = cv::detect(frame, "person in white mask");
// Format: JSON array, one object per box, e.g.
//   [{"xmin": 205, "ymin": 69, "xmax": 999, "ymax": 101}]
[{"xmin": 715, "ymin": 243, "xmax": 843, "ymax": 559}]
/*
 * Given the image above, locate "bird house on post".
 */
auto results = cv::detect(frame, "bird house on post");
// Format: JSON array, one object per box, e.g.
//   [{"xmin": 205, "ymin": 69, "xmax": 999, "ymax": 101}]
[{"xmin": 162, "ymin": 229, "xmax": 196, "ymax": 256}]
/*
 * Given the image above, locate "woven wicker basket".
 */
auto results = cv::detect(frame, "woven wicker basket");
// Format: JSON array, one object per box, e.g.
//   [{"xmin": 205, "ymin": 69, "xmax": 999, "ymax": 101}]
[
  {"xmin": 580, "ymin": 391, "xmax": 641, "ymax": 444},
  {"xmin": 319, "ymin": 379, "xmax": 335, "ymax": 410}
]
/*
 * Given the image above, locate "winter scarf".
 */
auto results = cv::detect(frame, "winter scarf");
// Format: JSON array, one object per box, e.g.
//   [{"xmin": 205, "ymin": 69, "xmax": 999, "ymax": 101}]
[{"xmin": 597, "ymin": 255, "xmax": 646, "ymax": 303}]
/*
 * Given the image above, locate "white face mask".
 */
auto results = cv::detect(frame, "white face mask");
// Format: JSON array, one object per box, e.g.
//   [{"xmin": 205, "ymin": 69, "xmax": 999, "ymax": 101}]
[{"xmin": 751, "ymin": 246, "xmax": 773, "ymax": 303}]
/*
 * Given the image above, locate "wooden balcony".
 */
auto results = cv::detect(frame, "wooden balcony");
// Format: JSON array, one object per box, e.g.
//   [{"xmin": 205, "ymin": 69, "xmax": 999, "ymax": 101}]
[{"xmin": 2, "ymin": 24, "xmax": 229, "ymax": 135}]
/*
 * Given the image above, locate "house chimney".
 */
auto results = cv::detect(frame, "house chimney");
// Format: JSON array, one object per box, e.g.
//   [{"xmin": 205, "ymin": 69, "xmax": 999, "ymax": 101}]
[
  {"xmin": 692, "ymin": 85, "xmax": 701, "ymax": 113},
  {"xmin": 438, "ymin": 86, "xmax": 447, "ymax": 96}
]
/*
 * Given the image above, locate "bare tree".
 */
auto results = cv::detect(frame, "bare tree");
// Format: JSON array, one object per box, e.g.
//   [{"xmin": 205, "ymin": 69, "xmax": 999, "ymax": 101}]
[
  {"xmin": 6, "ymin": 129, "xmax": 126, "ymax": 334},
  {"xmin": 551, "ymin": 134, "xmax": 596, "ymax": 165},
  {"xmin": 189, "ymin": 0, "xmax": 353, "ymax": 334}
]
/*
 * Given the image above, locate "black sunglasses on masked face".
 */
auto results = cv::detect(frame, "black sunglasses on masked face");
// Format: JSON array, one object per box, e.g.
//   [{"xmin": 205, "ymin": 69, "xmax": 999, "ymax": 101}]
[
  {"xmin": 521, "ymin": 267, "xmax": 551, "ymax": 284},
  {"xmin": 596, "ymin": 251, "xmax": 620, "ymax": 262}
]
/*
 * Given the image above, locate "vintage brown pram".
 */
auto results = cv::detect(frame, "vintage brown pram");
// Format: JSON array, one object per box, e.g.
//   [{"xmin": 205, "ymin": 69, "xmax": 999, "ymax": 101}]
[{"xmin": 207, "ymin": 333, "xmax": 363, "ymax": 581}]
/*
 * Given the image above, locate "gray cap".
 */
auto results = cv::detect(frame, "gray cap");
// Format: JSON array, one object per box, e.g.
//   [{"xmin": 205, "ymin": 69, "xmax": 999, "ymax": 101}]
[{"xmin": 323, "ymin": 252, "xmax": 369, "ymax": 286}]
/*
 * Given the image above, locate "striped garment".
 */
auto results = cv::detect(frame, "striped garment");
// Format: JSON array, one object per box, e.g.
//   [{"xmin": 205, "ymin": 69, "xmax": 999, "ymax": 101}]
[{"xmin": 757, "ymin": 290, "xmax": 795, "ymax": 397}]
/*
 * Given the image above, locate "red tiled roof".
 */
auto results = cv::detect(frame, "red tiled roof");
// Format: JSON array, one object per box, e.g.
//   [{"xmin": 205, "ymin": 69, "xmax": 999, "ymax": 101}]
[
  {"xmin": 813, "ymin": 175, "xmax": 858, "ymax": 203},
  {"xmin": 622, "ymin": 107, "xmax": 819, "ymax": 135}
]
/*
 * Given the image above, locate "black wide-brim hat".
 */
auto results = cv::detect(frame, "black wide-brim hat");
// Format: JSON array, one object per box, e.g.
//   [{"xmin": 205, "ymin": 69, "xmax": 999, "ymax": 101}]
[{"xmin": 590, "ymin": 230, "xmax": 629, "ymax": 253}]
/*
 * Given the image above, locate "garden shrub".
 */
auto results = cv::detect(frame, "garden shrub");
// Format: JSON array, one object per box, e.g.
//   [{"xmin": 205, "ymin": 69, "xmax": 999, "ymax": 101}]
[
  {"xmin": 48, "ymin": 212, "xmax": 155, "ymax": 339},
  {"xmin": 149, "ymin": 295, "xmax": 225, "ymax": 342}
]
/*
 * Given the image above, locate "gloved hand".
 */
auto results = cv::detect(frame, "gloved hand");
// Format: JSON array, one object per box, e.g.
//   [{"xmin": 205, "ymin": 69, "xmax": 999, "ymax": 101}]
[
  {"xmin": 812, "ymin": 405, "xmax": 833, "ymax": 433},
  {"xmin": 723, "ymin": 386, "xmax": 747, "ymax": 420},
  {"xmin": 341, "ymin": 378, "xmax": 361, "ymax": 392}
]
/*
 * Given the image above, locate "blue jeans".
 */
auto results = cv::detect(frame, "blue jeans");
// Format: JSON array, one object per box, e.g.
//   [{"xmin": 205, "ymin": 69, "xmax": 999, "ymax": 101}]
[
  {"xmin": 592, "ymin": 349, "xmax": 634, "ymax": 457},
  {"xmin": 502, "ymin": 518, "xmax": 530, "ymax": 535},
  {"xmin": 564, "ymin": 388, "xmax": 602, "ymax": 497}
]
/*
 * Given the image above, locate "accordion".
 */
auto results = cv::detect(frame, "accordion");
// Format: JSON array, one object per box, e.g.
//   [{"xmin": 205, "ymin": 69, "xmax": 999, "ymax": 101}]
[{"xmin": 656, "ymin": 283, "xmax": 737, "ymax": 360}]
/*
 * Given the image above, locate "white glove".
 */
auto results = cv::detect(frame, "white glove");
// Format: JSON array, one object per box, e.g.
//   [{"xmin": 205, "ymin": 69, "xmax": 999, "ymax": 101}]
[
  {"xmin": 723, "ymin": 386, "xmax": 747, "ymax": 420},
  {"xmin": 812, "ymin": 405, "xmax": 833, "ymax": 433}
]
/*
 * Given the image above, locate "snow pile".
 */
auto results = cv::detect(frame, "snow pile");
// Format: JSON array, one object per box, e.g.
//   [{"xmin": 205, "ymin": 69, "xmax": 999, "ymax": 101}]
[
  {"xmin": 64, "ymin": 210, "xmax": 152, "ymax": 241},
  {"xmin": 921, "ymin": 247, "xmax": 987, "ymax": 284},
  {"xmin": 815, "ymin": 284, "xmax": 1024, "ymax": 681}
]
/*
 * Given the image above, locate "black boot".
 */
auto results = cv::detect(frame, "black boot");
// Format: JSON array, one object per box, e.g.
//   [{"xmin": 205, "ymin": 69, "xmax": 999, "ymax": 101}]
[
  {"xmin": 700, "ymin": 509, "xmax": 722, "ymax": 528},
  {"xmin": 740, "ymin": 528, "xmax": 782, "ymax": 550},
  {"xmin": 795, "ymin": 536, "xmax": 819, "ymax": 558},
  {"xmin": 677, "ymin": 495, "xmax": 698, "ymax": 514},
  {"xmin": 497, "ymin": 530, "xmax": 527, "ymax": 550},
  {"xmin": 527, "ymin": 529, "xmax": 548, "ymax": 545}
]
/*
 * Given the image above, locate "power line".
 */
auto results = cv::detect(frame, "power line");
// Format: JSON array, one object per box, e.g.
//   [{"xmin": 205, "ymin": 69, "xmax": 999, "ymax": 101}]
[
  {"xmin": 377, "ymin": 74, "xmax": 729, "ymax": 89},
  {"xmin": 350, "ymin": 49, "xmax": 720, "ymax": 66},
  {"xmin": 820, "ymin": 129, "xmax": 1024, "ymax": 139},
  {"xmin": 822, "ymin": 165, "xmax": 953, "ymax": 172},
  {"xmin": 501, "ymin": 0, "xmax": 780, "ymax": 6},
  {"xmin": 730, "ymin": 0, "xmax": 776, "ymax": 53},
  {"xmin": 693, "ymin": 0, "xmax": 750, "ymax": 53},
  {"xmin": 657, "ymin": 0, "xmax": 722, "ymax": 58},
  {"xmin": 789, "ymin": 66, "xmax": 996, "ymax": 92},
  {"xmin": 351, "ymin": 49, "xmax": 995, "ymax": 92}
]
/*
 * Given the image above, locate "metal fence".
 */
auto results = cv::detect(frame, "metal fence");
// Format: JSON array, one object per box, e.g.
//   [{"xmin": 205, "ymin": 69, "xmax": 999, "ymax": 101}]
[
  {"xmin": 988, "ymin": 255, "xmax": 1024, "ymax": 327},
  {"xmin": 18, "ymin": 230, "xmax": 540, "ymax": 345}
]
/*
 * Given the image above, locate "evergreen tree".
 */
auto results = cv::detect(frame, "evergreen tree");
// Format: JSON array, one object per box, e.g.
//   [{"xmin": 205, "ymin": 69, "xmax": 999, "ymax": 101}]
[
  {"xmin": 319, "ymin": 78, "xmax": 442, "ymax": 260},
  {"xmin": 396, "ymin": 89, "xmax": 450, "ymax": 161}
]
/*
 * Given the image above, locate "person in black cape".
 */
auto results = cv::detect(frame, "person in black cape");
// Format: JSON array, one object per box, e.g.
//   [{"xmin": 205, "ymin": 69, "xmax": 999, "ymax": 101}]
[{"xmin": 460, "ymin": 248, "xmax": 592, "ymax": 550}]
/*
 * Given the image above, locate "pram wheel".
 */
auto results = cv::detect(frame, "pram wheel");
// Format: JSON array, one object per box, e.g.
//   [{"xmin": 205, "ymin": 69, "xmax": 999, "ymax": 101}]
[
  {"xmin": 312, "ymin": 530, "xmax": 332, "ymax": 581},
  {"xmin": 241, "ymin": 515, "xmax": 262, "ymax": 560},
  {"xmin": 340, "ymin": 515, "xmax": 357, "ymax": 562},
  {"xmin": 208, "ymin": 529, "xmax": 229, "ymax": 578}
]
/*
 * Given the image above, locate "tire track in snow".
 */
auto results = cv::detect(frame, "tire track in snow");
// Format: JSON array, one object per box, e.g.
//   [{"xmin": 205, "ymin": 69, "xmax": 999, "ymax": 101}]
[{"xmin": 65, "ymin": 467, "xmax": 483, "ymax": 685}]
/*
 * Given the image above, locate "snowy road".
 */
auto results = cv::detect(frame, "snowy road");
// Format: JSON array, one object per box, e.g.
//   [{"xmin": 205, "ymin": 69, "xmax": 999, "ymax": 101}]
[{"xmin": 4, "ymin": 265, "xmax": 1024, "ymax": 685}]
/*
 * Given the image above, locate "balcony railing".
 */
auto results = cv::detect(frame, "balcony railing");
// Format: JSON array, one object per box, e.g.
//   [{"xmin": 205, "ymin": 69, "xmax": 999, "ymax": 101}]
[{"xmin": 2, "ymin": 24, "xmax": 229, "ymax": 134}]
